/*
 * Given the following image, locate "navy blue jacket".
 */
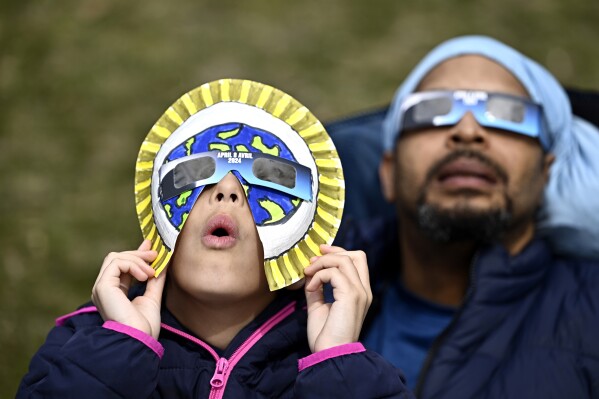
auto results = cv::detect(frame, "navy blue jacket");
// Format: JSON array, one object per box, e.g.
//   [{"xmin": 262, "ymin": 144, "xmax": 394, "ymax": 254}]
[
  {"xmin": 339, "ymin": 218, "xmax": 599, "ymax": 399},
  {"xmin": 18, "ymin": 289, "xmax": 412, "ymax": 398}
]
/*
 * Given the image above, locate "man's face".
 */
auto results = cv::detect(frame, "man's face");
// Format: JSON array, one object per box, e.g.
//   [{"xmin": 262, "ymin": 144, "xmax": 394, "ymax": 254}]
[
  {"xmin": 168, "ymin": 172, "xmax": 271, "ymax": 302},
  {"xmin": 380, "ymin": 55, "xmax": 554, "ymax": 242}
]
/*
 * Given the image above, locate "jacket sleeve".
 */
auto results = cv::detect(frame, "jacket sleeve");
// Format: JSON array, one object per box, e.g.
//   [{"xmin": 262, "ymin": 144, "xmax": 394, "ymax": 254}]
[
  {"xmin": 16, "ymin": 309, "xmax": 163, "ymax": 399},
  {"xmin": 294, "ymin": 342, "xmax": 415, "ymax": 398}
]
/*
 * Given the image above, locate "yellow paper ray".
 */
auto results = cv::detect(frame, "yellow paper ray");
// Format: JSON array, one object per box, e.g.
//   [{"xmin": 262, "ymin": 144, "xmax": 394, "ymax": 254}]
[
  {"xmin": 201, "ymin": 84, "xmax": 214, "ymax": 106},
  {"xmin": 135, "ymin": 176, "xmax": 151, "ymax": 190},
  {"xmin": 220, "ymin": 79, "xmax": 230, "ymax": 102},
  {"xmin": 286, "ymin": 107, "xmax": 308, "ymax": 126},
  {"xmin": 166, "ymin": 108, "xmax": 184, "ymax": 125},
  {"xmin": 256, "ymin": 86, "xmax": 273, "ymax": 109},
  {"xmin": 181, "ymin": 93, "xmax": 198, "ymax": 115},
  {"xmin": 151, "ymin": 125, "xmax": 171, "ymax": 139}
]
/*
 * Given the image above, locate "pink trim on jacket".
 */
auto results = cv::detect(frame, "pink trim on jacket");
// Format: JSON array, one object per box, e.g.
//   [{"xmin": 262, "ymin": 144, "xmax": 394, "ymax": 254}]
[
  {"xmin": 161, "ymin": 301, "xmax": 297, "ymax": 399},
  {"xmin": 209, "ymin": 301, "xmax": 297, "ymax": 399},
  {"xmin": 103, "ymin": 321, "xmax": 164, "ymax": 359},
  {"xmin": 160, "ymin": 323, "xmax": 221, "ymax": 360},
  {"xmin": 55, "ymin": 306, "xmax": 99, "ymax": 326},
  {"xmin": 297, "ymin": 342, "xmax": 366, "ymax": 372}
]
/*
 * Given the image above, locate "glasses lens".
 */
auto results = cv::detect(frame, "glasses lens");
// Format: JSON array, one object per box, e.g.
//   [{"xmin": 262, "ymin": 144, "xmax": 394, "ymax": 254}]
[
  {"xmin": 487, "ymin": 97, "xmax": 525, "ymax": 123},
  {"xmin": 252, "ymin": 158, "xmax": 296, "ymax": 189},
  {"xmin": 412, "ymin": 96, "xmax": 453, "ymax": 123},
  {"xmin": 173, "ymin": 156, "xmax": 216, "ymax": 189}
]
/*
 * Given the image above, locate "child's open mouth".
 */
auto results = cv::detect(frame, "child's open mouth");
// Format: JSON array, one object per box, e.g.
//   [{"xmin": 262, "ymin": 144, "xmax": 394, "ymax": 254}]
[{"xmin": 202, "ymin": 214, "xmax": 238, "ymax": 249}]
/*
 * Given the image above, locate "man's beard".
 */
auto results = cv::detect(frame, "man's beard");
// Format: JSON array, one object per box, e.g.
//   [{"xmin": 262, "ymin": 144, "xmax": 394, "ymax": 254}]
[
  {"xmin": 412, "ymin": 150, "xmax": 513, "ymax": 244},
  {"xmin": 416, "ymin": 202, "xmax": 512, "ymax": 244}
]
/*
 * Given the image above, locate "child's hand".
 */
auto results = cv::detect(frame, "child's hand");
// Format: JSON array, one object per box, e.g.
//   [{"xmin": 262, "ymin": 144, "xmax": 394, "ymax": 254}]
[
  {"xmin": 304, "ymin": 244, "xmax": 373, "ymax": 353},
  {"xmin": 91, "ymin": 240, "xmax": 165, "ymax": 339}
]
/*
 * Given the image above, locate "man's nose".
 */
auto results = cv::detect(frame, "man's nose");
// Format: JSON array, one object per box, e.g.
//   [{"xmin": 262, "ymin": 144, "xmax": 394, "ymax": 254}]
[
  {"xmin": 447, "ymin": 111, "xmax": 488, "ymax": 148},
  {"xmin": 211, "ymin": 172, "xmax": 245, "ymax": 204}
]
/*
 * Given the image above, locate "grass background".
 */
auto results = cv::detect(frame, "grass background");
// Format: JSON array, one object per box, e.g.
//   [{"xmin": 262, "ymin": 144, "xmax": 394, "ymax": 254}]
[{"xmin": 2, "ymin": 0, "xmax": 598, "ymax": 395}]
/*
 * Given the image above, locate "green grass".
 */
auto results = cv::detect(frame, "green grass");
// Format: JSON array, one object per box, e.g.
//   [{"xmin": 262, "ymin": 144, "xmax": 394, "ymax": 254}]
[{"xmin": 2, "ymin": 0, "xmax": 598, "ymax": 396}]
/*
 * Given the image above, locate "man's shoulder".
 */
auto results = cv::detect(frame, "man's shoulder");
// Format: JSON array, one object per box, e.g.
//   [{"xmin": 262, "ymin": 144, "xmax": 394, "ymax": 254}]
[
  {"xmin": 545, "ymin": 255, "xmax": 599, "ymax": 329},
  {"xmin": 540, "ymin": 255, "xmax": 599, "ymax": 358},
  {"xmin": 549, "ymin": 254, "xmax": 599, "ymax": 287}
]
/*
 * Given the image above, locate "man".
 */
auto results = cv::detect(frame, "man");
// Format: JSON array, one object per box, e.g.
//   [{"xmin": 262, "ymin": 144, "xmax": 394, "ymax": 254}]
[{"xmin": 338, "ymin": 36, "xmax": 599, "ymax": 398}]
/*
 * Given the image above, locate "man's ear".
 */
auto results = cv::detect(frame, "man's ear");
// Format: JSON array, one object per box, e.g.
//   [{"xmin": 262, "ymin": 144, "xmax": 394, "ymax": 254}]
[{"xmin": 379, "ymin": 152, "xmax": 397, "ymax": 203}]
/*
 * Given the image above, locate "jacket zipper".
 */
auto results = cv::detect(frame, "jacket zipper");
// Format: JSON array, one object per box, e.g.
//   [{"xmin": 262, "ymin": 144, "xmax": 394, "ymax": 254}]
[
  {"xmin": 414, "ymin": 252, "xmax": 480, "ymax": 398},
  {"xmin": 207, "ymin": 301, "xmax": 297, "ymax": 399}
]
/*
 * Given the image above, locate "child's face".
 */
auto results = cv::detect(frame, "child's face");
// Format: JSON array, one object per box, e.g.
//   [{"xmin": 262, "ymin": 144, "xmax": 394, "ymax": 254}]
[{"xmin": 168, "ymin": 172, "xmax": 273, "ymax": 302}]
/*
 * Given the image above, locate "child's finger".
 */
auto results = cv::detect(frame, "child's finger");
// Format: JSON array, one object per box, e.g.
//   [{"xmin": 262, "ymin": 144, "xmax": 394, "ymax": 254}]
[
  {"xmin": 138, "ymin": 239, "xmax": 152, "ymax": 251},
  {"xmin": 309, "ymin": 250, "xmax": 371, "ymax": 302},
  {"xmin": 95, "ymin": 252, "xmax": 156, "ymax": 287},
  {"xmin": 118, "ymin": 273, "xmax": 133, "ymax": 295},
  {"xmin": 340, "ymin": 250, "xmax": 371, "ymax": 301},
  {"xmin": 94, "ymin": 259, "xmax": 152, "ymax": 301},
  {"xmin": 318, "ymin": 244, "xmax": 346, "ymax": 255},
  {"xmin": 305, "ymin": 254, "xmax": 362, "ymax": 289},
  {"xmin": 305, "ymin": 268, "xmax": 350, "ymax": 293},
  {"xmin": 304, "ymin": 276, "xmax": 325, "ymax": 309},
  {"xmin": 92, "ymin": 259, "xmax": 152, "ymax": 310},
  {"xmin": 110, "ymin": 259, "xmax": 153, "ymax": 283},
  {"xmin": 144, "ymin": 270, "xmax": 167, "ymax": 304},
  {"xmin": 305, "ymin": 260, "xmax": 370, "ymax": 316}
]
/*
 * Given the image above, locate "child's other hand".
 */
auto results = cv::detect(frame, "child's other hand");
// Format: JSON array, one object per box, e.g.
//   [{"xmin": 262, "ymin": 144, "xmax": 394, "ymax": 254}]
[
  {"xmin": 91, "ymin": 240, "xmax": 165, "ymax": 339},
  {"xmin": 303, "ymin": 245, "xmax": 372, "ymax": 353}
]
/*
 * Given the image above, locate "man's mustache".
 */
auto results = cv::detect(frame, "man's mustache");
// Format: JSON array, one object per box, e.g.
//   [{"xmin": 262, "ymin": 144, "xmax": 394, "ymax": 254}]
[{"xmin": 424, "ymin": 150, "xmax": 509, "ymax": 186}]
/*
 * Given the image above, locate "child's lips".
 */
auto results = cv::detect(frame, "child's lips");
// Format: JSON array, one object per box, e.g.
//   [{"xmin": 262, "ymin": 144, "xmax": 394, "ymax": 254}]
[
  {"xmin": 202, "ymin": 214, "xmax": 238, "ymax": 249},
  {"xmin": 202, "ymin": 235, "xmax": 236, "ymax": 249}
]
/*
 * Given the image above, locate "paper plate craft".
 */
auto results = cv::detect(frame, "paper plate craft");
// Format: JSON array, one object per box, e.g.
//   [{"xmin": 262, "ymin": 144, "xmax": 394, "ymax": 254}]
[{"xmin": 134, "ymin": 79, "xmax": 345, "ymax": 290}]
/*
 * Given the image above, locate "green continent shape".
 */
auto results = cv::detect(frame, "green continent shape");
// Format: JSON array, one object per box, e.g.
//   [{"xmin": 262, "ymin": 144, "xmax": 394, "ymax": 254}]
[
  {"xmin": 164, "ymin": 204, "xmax": 173, "ymax": 218},
  {"xmin": 291, "ymin": 198, "xmax": 301, "ymax": 207},
  {"xmin": 251, "ymin": 136, "xmax": 280, "ymax": 156},
  {"xmin": 178, "ymin": 212, "xmax": 189, "ymax": 230},
  {"xmin": 217, "ymin": 128, "xmax": 240, "ymax": 140},
  {"xmin": 235, "ymin": 144, "xmax": 250, "ymax": 152},
  {"xmin": 185, "ymin": 138, "xmax": 195, "ymax": 155},
  {"xmin": 259, "ymin": 199, "xmax": 286, "ymax": 224},
  {"xmin": 209, "ymin": 143, "xmax": 231, "ymax": 151},
  {"xmin": 176, "ymin": 191, "xmax": 193, "ymax": 207}
]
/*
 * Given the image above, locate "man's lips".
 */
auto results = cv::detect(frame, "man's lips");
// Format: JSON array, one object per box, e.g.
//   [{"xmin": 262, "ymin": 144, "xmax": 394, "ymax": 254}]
[
  {"xmin": 202, "ymin": 214, "xmax": 239, "ymax": 249},
  {"xmin": 435, "ymin": 158, "xmax": 499, "ymax": 190}
]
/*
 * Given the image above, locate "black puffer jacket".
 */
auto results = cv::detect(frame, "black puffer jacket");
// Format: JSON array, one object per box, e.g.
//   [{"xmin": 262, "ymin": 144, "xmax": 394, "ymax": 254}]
[{"xmin": 17, "ymin": 289, "xmax": 412, "ymax": 398}]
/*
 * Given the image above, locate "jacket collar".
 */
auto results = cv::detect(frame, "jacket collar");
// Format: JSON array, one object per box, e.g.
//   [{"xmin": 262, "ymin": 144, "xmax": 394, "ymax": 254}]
[
  {"xmin": 471, "ymin": 237, "xmax": 553, "ymax": 304},
  {"xmin": 159, "ymin": 289, "xmax": 305, "ymax": 357},
  {"xmin": 355, "ymin": 216, "xmax": 554, "ymax": 300}
]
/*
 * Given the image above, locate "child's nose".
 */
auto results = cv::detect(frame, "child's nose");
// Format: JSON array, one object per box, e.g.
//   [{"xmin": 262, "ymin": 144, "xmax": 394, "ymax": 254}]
[{"xmin": 212, "ymin": 172, "xmax": 245, "ymax": 204}]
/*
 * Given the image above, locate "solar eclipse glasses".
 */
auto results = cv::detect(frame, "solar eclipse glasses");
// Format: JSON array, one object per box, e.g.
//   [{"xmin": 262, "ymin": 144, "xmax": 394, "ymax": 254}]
[
  {"xmin": 159, "ymin": 151, "xmax": 313, "ymax": 202},
  {"xmin": 400, "ymin": 90, "xmax": 545, "ymax": 145}
]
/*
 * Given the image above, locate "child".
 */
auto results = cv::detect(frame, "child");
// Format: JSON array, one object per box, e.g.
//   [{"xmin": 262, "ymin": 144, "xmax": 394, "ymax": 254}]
[{"xmin": 17, "ymin": 80, "xmax": 412, "ymax": 398}]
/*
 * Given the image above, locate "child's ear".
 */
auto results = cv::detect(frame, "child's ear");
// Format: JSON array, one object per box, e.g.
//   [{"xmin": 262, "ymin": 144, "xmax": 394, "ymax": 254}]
[{"xmin": 285, "ymin": 278, "xmax": 305, "ymax": 291}]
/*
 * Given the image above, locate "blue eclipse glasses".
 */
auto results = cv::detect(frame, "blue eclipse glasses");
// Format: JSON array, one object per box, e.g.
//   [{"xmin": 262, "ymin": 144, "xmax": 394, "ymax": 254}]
[
  {"xmin": 159, "ymin": 151, "xmax": 313, "ymax": 202},
  {"xmin": 400, "ymin": 90, "xmax": 545, "ymax": 145}
]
